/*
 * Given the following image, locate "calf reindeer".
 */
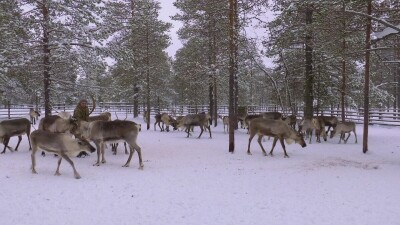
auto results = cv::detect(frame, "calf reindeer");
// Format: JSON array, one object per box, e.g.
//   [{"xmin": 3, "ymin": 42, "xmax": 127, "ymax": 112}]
[
  {"xmin": 247, "ymin": 118, "xmax": 306, "ymax": 157},
  {"xmin": 161, "ymin": 113, "xmax": 178, "ymax": 132},
  {"xmin": 30, "ymin": 130, "xmax": 96, "ymax": 179},
  {"xmin": 29, "ymin": 108, "xmax": 41, "ymax": 125},
  {"xmin": 0, "ymin": 118, "xmax": 32, "ymax": 154},
  {"xmin": 330, "ymin": 121, "xmax": 357, "ymax": 144},
  {"xmin": 311, "ymin": 117, "xmax": 327, "ymax": 143},
  {"xmin": 77, "ymin": 120, "xmax": 143, "ymax": 168}
]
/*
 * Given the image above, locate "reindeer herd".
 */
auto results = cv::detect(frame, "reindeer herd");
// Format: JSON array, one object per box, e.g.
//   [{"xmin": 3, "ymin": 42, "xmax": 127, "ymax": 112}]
[{"xmin": 0, "ymin": 105, "xmax": 358, "ymax": 179}]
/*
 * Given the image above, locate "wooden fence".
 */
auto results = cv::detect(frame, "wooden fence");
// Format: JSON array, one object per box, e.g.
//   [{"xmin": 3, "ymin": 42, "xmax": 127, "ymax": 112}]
[{"xmin": 1, "ymin": 102, "xmax": 399, "ymax": 126}]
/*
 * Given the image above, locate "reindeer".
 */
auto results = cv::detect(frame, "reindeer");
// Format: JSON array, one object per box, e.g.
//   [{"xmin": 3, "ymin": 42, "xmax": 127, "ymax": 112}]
[
  {"xmin": 320, "ymin": 116, "xmax": 339, "ymax": 134},
  {"xmin": 76, "ymin": 120, "xmax": 143, "ymax": 168},
  {"xmin": 298, "ymin": 117, "xmax": 327, "ymax": 144},
  {"xmin": 178, "ymin": 113, "xmax": 212, "ymax": 139},
  {"xmin": 247, "ymin": 118, "xmax": 306, "ymax": 157},
  {"xmin": 330, "ymin": 121, "xmax": 357, "ymax": 144},
  {"xmin": 160, "ymin": 113, "xmax": 178, "ymax": 132},
  {"xmin": 110, "ymin": 112, "xmax": 141, "ymax": 155},
  {"xmin": 0, "ymin": 118, "xmax": 32, "ymax": 154},
  {"xmin": 244, "ymin": 114, "xmax": 263, "ymax": 131},
  {"xmin": 30, "ymin": 130, "xmax": 96, "ymax": 179},
  {"xmin": 39, "ymin": 115, "xmax": 78, "ymax": 133},
  {"xmin": 222, "ymin": 116, "xmax": 229, "ymax": 133},
  {"xmin": 283, "ymin": 115, "xmax": 297, "ymax": 130},
  {"xmin": 154, "ymin": 114, "xmax": 163, "ymax": 131},
  {"xmin": 311, "ymin": 116, "xmax": 327, "ymax": 143},
  {"xmin": 29, "ymin": 108, "xmax": 41, "ymax": 125}
]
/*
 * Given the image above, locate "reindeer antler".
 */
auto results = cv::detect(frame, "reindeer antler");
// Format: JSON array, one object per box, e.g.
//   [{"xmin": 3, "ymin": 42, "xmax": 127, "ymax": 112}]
[{"xmin": 89, "ymin": 95, "xmax": 96, "ymax": 115}]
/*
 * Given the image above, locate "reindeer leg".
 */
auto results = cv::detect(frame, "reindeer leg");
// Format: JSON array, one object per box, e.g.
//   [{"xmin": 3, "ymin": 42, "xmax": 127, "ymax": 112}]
[
  {"xmin": 60, "ymin": 153, "xmax": 81, "ymax": 179},
  {"xmin": 344, "ymin": 133, "xmax": 351, "ymax": 144},
  {"xmin": 111, "ymin": 143, "xmax": 117, "ymax": 155},
  {"xmin": 247, "ymin": 132, "xmax": 256, "ymax": 155},
  {"xmin": 1, "ymin": 137, "xmax": 13, "ymax": 154},
  {"xmin": 279, "ymin": 138, "xmax": 289, "ymax": 158},
  {"xmin": 124, "ymin": 142, "xmax": 128, "ymax": 154},
  {"xmin": 354, "ymin": 130, "xmax": 358, "ymax": 144},
  {"xmin": 269, "ymin": 137, "xmax": 279, "ymax": 156},
  {"xmin": 94, "ymin": 142, "xmax": 101, "ymax": 166},
  {"xmin": 124, "ymin": 141, "xmax": 143, "ymax": 169},
  {"xmin": 197, "ymin": 126, "xmax": 204, "ymax": 139},
  {"xmin": 123, "ymin": 146, "xmax": 135, "ymax": 167},
  {"xmin": 185, "ymin": 126, "xmax": 190, "ymax": 138},
  {"xmin": 55, "ymin": 157, "xmax": 62, "ymax": 176},
  {"xmin": 101, "ymin": 142, "xmax": 106, "ymax": 163},
  {"xmin": 27, "ymin": 133, "xmax": 32, "ymax": 150},
  {"xmin": 14, "ymin": 136, "xmax": 22, "ymax": 151},
  {"xmin": 208, "ymin": 125, "xmax": 212, "ymax": 139},
  {"xmin": 257, "ymin": 135, "xmax": 268, "ymax": 156},
  {"xmin": 31, "ymin": 146, "xmax": 38, "ymax": 174}
]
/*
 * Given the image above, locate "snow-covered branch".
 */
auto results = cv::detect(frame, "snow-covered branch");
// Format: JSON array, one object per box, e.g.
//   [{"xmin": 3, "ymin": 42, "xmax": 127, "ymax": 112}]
[{"xmin": 345, "ymin": 9, "xmax": 400, "ymax": 43}]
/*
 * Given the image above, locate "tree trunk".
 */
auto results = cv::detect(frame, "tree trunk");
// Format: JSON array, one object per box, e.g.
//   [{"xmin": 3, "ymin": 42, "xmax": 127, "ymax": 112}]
[
  {"xmin": 41, "ymin": 0, "xmax": 51, "ymax": 117},
  {"xmin": 341, "ymin": 1, "xmax": 346, "ymax": 122},
  {"xmin": 133, "ymin": 83, "xmax": 139, "ymax": 117},
  {"xmin": 304, "ymin": 6, "xmax": 314, "ymax": 119},
  {"xmin": 228, "ymin": 0, "xmax": 238, "ymax": 152},
  {"xmin": 363, "ymin": 1, "xmax": 372, "ymax": 154},
  {"xmin": 146, "ymin": 28, "xmax": 151, "ymax": 130},
  {"xmin": 208, "ymin": 18, "xmax": 214, "ymax": 126}
]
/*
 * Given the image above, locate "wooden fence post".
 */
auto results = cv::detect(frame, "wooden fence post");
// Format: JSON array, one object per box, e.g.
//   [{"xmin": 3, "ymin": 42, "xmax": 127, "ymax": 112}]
[{"xmin": 7, "ymin": 100, "xmax": 11, "ymax": 119}]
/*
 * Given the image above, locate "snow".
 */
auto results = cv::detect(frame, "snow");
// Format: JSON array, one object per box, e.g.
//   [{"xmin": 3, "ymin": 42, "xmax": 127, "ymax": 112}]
[
  {"xmin": 372, "ymin": 24, "xmax": 400, "ymax": 41},
  {"xmin": 1, "ymin": 114, "xmax": 400, "ymax": 225}
]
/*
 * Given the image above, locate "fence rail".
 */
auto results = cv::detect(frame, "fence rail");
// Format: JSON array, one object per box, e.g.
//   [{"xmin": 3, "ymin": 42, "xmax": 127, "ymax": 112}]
[{"xmin": 1, "ymin": 102, "xmax": 399, "ymax": 126}]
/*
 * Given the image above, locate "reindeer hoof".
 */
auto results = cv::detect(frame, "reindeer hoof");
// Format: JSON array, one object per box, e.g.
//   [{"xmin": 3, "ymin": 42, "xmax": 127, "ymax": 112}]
[
  {"xmin": 93, "ymin": 162, "xmax": 100, "ymax": 166},
  {"xmin": 54, "ymin": 172, "xmax": 61, "ymax": 176},
  {"xmin": 263, "ymin": 153, "xmax": 268, "ymax": 156},
  {"xmin": 122, "ymin": 164, "xmax": 129, "ymax": 167},
  {"xmin": 247, "ymin": 152, "xmax": 252, "ymax": 155},
  {"xmin": 139, "ymin": 165, "xmax": 144, "ymax": 170},
  {"xmin": 74, "ymin": 175, "xmax": 81, "ymax": 179},
  {"xmin": 101, "ymin": 160, "xmax": 106, "ymax": 164},
  {"xmin": 0, "ymin": 152, "xmax": 4, "ymax": 154},
  {"xmin": 284, "ymin": 155, "xmax": 290, "ymax": 158}
]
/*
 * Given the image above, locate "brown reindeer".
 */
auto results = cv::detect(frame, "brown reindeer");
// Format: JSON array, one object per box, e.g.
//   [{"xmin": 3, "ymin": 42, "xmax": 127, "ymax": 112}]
[
  {"xmin": 298, "ymin": 117, "xmax": 327, "ymax": 144},
  {"xmin": 77, "ymin": 120, "xmax": 143, "ymax": 168},
  {"xmin": 283, "ymin": 115, "xmax": 297, "ymax": 130},
  {"xmin": 320, "ymin": 116, "xmax": 339, "ymax": 134},
  {"xmin": 160, "ymin": 113, "xmax": 178, "ymax": 132},
  {"xmin": 0, "ymin": 118, "xmax": 32, "ymax": 154},
  {"xmin": 30, "ymin": 130, "xmax": 96, "ymax": 179},
  {"xmin": 330, "ymin": 121, "xmax": 357, "ymax": 144},
  {"xmin": 178, "ymin": 114, "xmax": 212, "ymax": 139},
  {"xmin": 247, "ymin": 118, "xmax": 306, "ymax": 157}
]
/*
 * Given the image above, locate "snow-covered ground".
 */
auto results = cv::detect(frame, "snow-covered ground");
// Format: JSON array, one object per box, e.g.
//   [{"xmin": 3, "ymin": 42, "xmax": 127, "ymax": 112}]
[{"xmin": 1, "ymin": 115, "xmax": 399, "ymax": 225}]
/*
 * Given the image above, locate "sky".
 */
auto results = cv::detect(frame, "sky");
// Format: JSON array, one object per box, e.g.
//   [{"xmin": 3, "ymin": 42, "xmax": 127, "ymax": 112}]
[
  {"xmin": 158, "ymin": 0, "xmax": 183, "ymax": 59},
  {"xmin": 1, "ymin": 112, "xmax": 400, "ymax": 225},
  {"xmin": 157, "ymin": 0, "xmax": 276, "ymax": 66}
]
